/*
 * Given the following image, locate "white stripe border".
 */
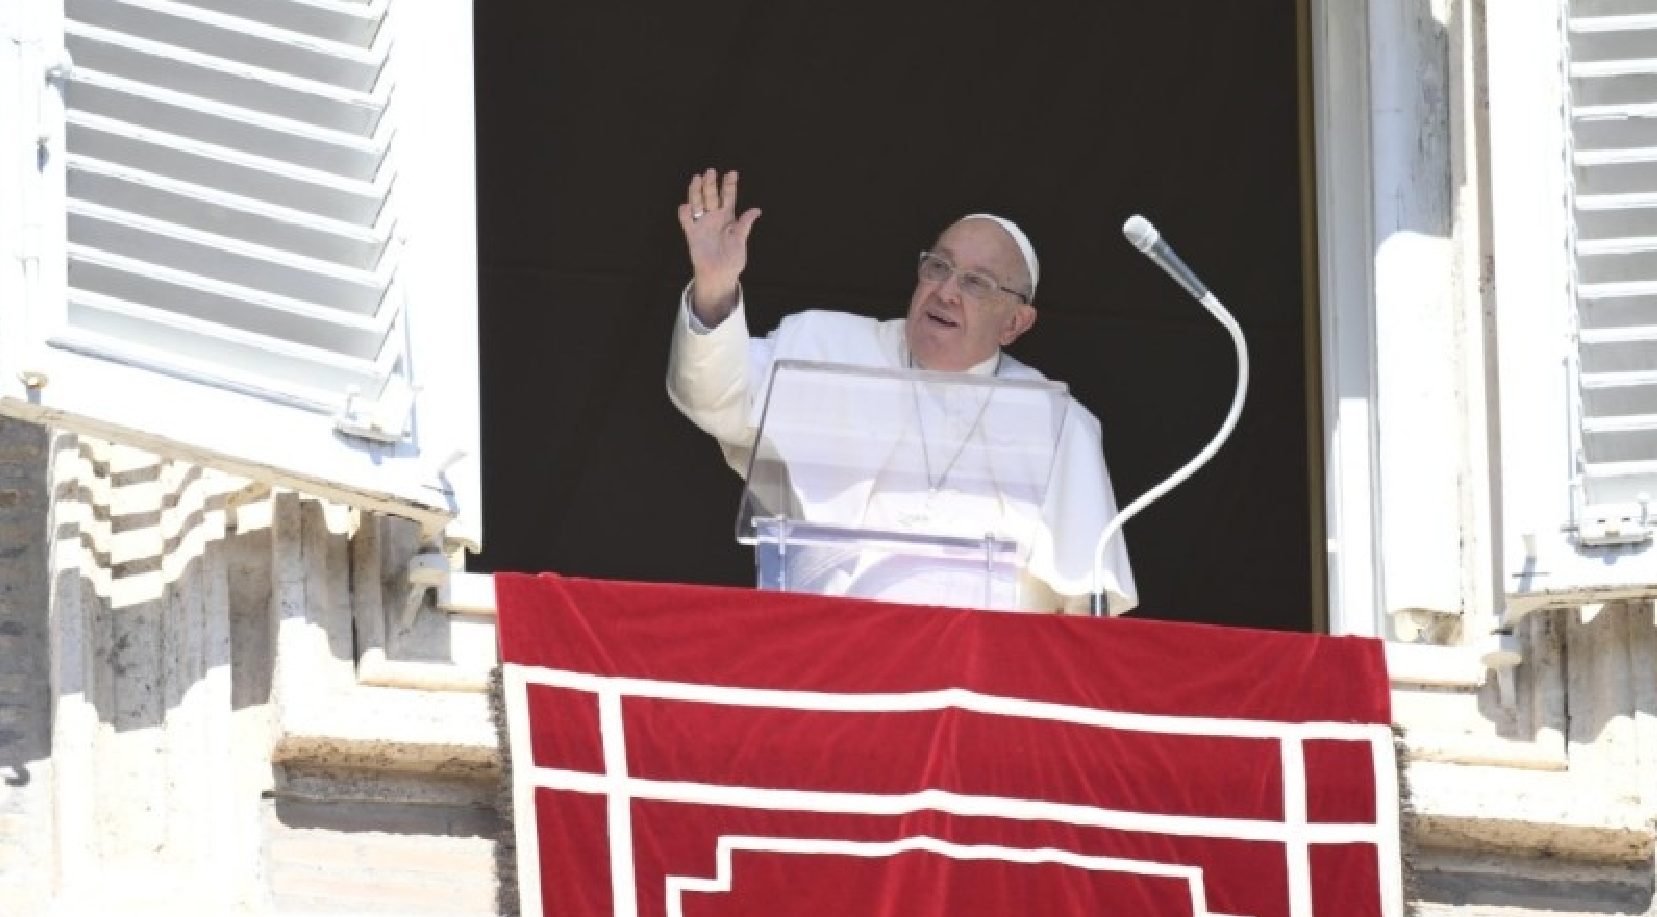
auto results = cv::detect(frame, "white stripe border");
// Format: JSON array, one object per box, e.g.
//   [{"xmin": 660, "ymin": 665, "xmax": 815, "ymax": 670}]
[
  {"xmin": 511, "ymin": 664, "xmax": 1392, "ymax": 743},
  {"xmin": 666, "ymin": 834, "xmax": 1247, "ymax": 917}
]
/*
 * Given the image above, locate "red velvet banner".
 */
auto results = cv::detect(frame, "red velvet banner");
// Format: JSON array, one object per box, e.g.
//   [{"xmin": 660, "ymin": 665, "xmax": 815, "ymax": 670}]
[{"xmin": 497, "ymin": 573, "xmax": 1400, "ymax": 917}]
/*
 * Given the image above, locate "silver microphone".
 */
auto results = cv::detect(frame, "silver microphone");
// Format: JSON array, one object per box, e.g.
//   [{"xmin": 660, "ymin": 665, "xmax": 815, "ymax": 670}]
[
  {"xmin": 1122, "ymin": 215, "xmax": 1209, "ymax": 302},
  {"xmin": 1092, "ymin": 214, "xmax": 1250, "ymax": 616}
]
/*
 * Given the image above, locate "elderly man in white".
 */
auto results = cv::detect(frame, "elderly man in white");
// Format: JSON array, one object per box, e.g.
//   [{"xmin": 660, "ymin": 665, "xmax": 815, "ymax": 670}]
[{"xmin": 667, "ymin": 168, "xmax": 1136, "ymax": 614}]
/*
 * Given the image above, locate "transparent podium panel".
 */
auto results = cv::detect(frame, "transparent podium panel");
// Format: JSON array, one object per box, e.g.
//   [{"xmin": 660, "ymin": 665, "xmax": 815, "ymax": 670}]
[{"xmin": 738, "ymin": 359, "xmax": 1070, "ymax": 611}]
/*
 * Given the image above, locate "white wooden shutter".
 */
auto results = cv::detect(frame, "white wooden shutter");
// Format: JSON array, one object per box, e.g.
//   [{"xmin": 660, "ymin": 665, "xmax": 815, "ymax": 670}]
[
  {"xmin": 0, "ymin": 0, "xmax": 479, "ymax": 548},
  {"xmin": 1569, "ymin": 1, "xmax": 1657, "ymax": 550}
]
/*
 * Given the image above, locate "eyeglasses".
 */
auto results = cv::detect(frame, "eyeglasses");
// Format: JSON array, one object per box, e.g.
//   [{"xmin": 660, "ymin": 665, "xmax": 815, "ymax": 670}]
[{"xmin": 917, "ymin": 252, "xmax": 1029, "ymax": 304}]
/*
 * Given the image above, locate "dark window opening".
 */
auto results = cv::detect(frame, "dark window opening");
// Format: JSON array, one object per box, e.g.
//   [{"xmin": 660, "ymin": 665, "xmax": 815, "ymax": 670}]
[{"xmin": 472, "ymin": 2, "xmax": 1318, "ymax": 633}]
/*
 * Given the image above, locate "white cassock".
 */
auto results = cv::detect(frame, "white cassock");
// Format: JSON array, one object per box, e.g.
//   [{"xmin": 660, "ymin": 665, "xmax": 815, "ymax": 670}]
[{"xmin": 667, "ymin": 290, "xmax": 1138, "ymax": 615}]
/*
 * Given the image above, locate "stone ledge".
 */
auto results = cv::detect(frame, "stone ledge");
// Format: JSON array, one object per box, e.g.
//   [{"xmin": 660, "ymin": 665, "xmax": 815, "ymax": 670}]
[
  {"xmin": 1412, "ymin": 847, "xmax": 1656, "ymax": 915},
  {"xmin": 1409, "ymin": 760, "xmax": 1653, "ymax": 861},
  {"xmin": 1398, "ymin": 724, "xmax": 1568, "ymax": 771},
  {"xmin": 356, "ymin": 648, "xmax": 493, "ymax": 693},
  {"xmin": 274, "ymin": 683, "xmax": 499, "ymax": 776},
  {"xmin": 1387, "ymin": 643, "xmax": 1489, "ymax": 690}
]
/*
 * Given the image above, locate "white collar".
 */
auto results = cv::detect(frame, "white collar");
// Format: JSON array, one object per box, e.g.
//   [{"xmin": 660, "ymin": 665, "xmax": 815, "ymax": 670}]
[
  {"xmin": 899, "ymin": 337, "xmax": 1003, "ymax": 377},
  {"xmin": 963, "ymin": 351, "xmax": 1003, "ymax": 377}
]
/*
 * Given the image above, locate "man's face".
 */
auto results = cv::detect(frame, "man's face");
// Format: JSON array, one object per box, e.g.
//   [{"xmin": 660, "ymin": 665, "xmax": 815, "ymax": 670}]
[{"xmin": 904, "ymin": 219, "xmax": 1037, "ymax": 372}]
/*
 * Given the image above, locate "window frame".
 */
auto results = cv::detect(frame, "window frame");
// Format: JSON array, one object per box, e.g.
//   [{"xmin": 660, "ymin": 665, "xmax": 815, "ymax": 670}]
[{"xmin": 1312, "ymin": 0, "xmax": 1504, "ymax": 644}]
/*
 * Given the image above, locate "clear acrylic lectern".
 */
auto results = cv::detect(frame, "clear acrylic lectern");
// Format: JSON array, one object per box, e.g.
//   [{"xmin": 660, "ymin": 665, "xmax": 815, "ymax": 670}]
[{"xmin": 737, "ymin": 359, "xmax": 1071, "ymax": 611}]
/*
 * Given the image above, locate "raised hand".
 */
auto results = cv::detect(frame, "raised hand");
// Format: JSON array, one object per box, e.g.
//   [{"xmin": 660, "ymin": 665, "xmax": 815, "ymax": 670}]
[{"xmin": 677, "ymin": 168, "xmax": 761, "ymax": 326}]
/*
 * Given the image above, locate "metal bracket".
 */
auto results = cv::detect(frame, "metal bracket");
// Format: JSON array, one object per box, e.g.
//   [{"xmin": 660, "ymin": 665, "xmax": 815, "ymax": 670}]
[
  {"xmin": 398, "ymin": 554, "xmax": 494, "ymax": 627},
  {"xmin": 1480, "ymin": 629, "xmax": 1523, "ymax": 714},
  {"xmin": 335, "ymin": 375, "xmax": 415, "ymax": 444},
  {"xmin": 40, "ymin": 48, "xmax": 71, "ymax": 141},
  {"xmin": 400, "ymin": 550, "xmax": 449, "ymax": 628},
  {"xmin": 1573, "ymin": 499, "xmax": 1654, "ymax": 547}
]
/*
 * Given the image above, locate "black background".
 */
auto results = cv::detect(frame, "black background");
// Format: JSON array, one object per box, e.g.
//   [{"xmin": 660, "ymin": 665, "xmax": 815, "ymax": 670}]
[{"xmin": 470, "ymin": 1, "xmax": 1317, "ymax": 632}]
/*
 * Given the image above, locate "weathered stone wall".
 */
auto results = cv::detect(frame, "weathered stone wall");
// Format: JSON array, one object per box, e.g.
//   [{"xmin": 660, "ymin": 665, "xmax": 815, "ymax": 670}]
[
  {"xmin": 0, "ymin": 418, "xmax": 52, "ymax": 911},
  {"xmin": 0, "ymin": 420, "xmax": 499, "ymax": 913},
  {"xmin": 1399, "ymin": 603, "xmax": 1657, "ymax": 914},
  {"xmin": 264, "ymin": 766, "xmax": 499, "ymax": 914}
]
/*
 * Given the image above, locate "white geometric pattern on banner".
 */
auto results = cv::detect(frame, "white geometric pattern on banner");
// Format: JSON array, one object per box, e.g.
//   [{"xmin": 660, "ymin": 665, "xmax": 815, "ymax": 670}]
[
  {"xmin": 665, "ymin": 836, "xmax": 1245, "ymax": 917},
  {"xmin": 502, "ymin": 664, "xmax": 1405, "ymax": 917}
]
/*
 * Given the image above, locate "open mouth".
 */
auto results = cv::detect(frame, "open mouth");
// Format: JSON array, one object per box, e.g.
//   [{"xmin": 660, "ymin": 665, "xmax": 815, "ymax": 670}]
[{"xmin": 926, "ymin": 309, "xmax": 960, "ymax": 329}]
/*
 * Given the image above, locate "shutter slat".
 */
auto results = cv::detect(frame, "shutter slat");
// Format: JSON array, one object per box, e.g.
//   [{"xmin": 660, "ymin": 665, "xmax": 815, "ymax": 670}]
[
  {"xmin": 1578, "ymin": 235, "xmax": 1657, "ymax": 254},
  {"xmin": 182, "ymin": 0, "xmax": 387, "ymax": 46},
  {"xmin": 1573, "ymin": 110, "xmax": 1657, "ymax": 150},
  {"xmin": 1581, "ymin": 462, "xmax": 1657, "ymax": 506},
  {"xmin": 1579, "ymin": 339, "xmax": 1657, "ymax": 376},
  {"xmin": 68, "ymin": 0, "xmax": 388, "ymax": 91},
  {"xmin": 1571, "ymin": 15, "xmax": 1657, "ymax": 60},
  {"xmin": 67, "ymin": 23, "xmax": 387, "ymax": 134},
  {"xmin": 1583, "ymin": 412, "xmax": 1657, "ymax": 433},
  {"xmin": 1576, "ymin": 0, "xmax": 1657, "ymax": 15},
  {"xmin": 1578, "ymin": 279, "xmax": 1657, "ymax": 300},
  {"xmin": 71, "ymin": 69, "xmax": 387, "ymax": 180},
  {"xmin": 68, "ymin": 202, "xmax": 391, "ymax": 310},
  {"xmin": 67, "ymin": 114, "xmax": 388, "ymax": 224},
  {"xmin": 68, "ymin": 247, "xmax": 390, "ymax": 356},
  {"xmin": 1581, "ymin": 370, "xmax": 1657, "ymax": 416},
  {"xmin": 1576, "ymin": 192, "xmax": 1657, "ymax": 238},
  {"xmin": 67, "ymin": 291, "xmax": 386, "ymax": 394},
  {"xmin": 1574, "ymin": 152, "xmax": 1657, "ymax": 195},
  {"xmin": 1571, "ymin": 67, "xmax": 1657, "ymax": 107},
  {"xmin": 1579, "ymin": 246, "xmax": 1657, "ymax": 284},
  {"xmin": 69, "ymin": 157, "xmax": 389, "ymax": 268},
  {"xmin": 1578, "ymin": 292, "xmax": 1657, "ymax": 332}
]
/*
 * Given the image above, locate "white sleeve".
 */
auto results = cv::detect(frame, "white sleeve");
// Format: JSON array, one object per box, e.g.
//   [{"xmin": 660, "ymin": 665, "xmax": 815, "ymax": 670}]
[
  {"xmin": 666, "ymin": 283, "xmax": 778, "ymax": 473},
  {"xmin": 1027, "ymin": 407, "xmax": 1139, "ymax": 615},
  {"xmin": 682, "ymin": 295, "xmax": 718, "ymax": 335}
]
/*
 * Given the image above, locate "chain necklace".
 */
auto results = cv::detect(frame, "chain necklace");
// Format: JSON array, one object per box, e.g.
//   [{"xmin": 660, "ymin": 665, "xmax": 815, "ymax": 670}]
[{"xmin": 909, "ymin": 354, "xmax": 1000, "ymax": 496}]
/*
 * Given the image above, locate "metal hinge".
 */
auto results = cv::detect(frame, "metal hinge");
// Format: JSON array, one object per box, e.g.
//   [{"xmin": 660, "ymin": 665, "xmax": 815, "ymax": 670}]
[
  {"xmin": 1571, "ymin": 496, "xmax": 1654, "ymax": 548},
  {"xmin": 334, "ymin": 375, "xmax": 415, "ymax": 444},
  {"xmin": 9, "ymin": 34, "xmax": 71, "ymax": 267}
]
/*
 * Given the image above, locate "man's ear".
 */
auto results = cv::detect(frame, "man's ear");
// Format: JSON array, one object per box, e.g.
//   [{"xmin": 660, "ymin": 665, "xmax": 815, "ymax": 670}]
[{"xmin": 999, "ymin": 303, "xmax": 1037, "ymax": 346}]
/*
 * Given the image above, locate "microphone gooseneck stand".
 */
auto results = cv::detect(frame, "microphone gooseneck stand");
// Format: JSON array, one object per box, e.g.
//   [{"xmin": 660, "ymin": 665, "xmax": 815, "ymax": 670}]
[{"xmin": 1090, "ymin": 216, "xmax": 1251, "ymax": 616}]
